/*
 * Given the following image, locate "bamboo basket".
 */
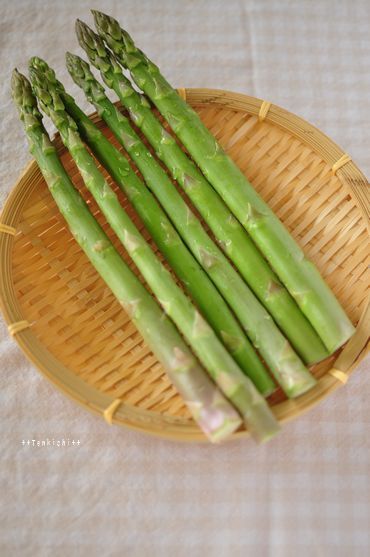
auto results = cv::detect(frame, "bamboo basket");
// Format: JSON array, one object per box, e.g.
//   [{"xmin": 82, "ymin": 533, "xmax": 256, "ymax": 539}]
[{"xmin": 1, "ymin": 89, "xmax": 369, "ymax": 442}]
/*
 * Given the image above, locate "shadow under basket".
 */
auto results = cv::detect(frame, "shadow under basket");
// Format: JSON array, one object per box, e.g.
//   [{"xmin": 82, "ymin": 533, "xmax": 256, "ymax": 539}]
[{"xmin": 1, "ymin": 89, "xmax": 369, "ymax": 442}]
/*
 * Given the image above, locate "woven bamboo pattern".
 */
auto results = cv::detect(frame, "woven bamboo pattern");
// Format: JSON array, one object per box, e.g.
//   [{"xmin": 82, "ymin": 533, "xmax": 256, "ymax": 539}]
[{"xmin": 0, "ymin": 89, "xmax": 369, "ymax": 441}]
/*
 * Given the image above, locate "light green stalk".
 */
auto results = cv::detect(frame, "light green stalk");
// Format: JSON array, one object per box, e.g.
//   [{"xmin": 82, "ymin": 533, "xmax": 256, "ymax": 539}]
[
  {"xmin": 93, "ymin": 10, "xmax": 355, "ymax": 355},
  {"xmin": 75, "ymin": 22, "xmax": 318, "ymax": 399},
  {"xmin": 11, "ymin": 69, "xmax": 244, "ymax": 443},
  {"xmin": 29, "ymin": 66, "xmax": 280, "ymax": 443},
  {"xmin": 29, "ymin": 56, "xmax": 274, "ymax": 396}
]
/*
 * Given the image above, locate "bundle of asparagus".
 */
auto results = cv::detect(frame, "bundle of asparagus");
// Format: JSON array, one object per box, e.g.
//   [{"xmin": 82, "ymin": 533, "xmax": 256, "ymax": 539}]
[
  {"xmin": 74, "ymin": 21, "xmax": 329, "ymax": 367},
  {"xmin": 11, "ymin": 70, "xmax": 243, "ymax": 443},
  {"xmin": 29, "ymin": 57, "xmax": 275, "ymax": 398},
  {"xmin": 92, "ymin": 10, "xmax": 355, "ymax": 355},
  {"xmin": 27, "ymin": 66, "xmax": 280, "ymax": 443},
  {"xmin": 10, "ymin": 9, "xmax": 355, "ymax": 444},
  {"xmin": 67, "ymin": 36, "xmax": 318, "ymax": 401}
]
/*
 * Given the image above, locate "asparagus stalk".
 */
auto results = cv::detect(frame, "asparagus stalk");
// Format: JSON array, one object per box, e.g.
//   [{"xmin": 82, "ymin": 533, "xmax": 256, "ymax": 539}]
[
  {"xmin": 29, "ymin": 66, "xmax": 280, "ymax": 442},
  {"xmin": 11, "ymin": 69, "xmax": 244, "ymax": 443},
  {"xmin": 30, "ymin": 56, "xmax": 274, "ymax": 396},
  {"xmin": 93, "ymin": 10, "xmax": 355, "ymax": 355},
  {"xmin": 74, "ymin": 24, "xmax": 318, "ymax": 399}
]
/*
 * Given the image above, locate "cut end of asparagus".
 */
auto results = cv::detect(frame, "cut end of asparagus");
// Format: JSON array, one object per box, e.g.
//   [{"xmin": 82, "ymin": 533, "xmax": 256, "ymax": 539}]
[
  {"xmin": 327, "ymin": 321, "xmax": 356, "ymax": 355},
  {"xmin": 248, "ymin": 403, "xmax": 281, "ymax": 444},
  {"xmin": 189, "ymin": 391, "xmax": 243, "ymax": 443},
  {"xmin": 230, "ymin": 383, "xmax": 281, "ymax": 443},
  {"xmin": 206, "ymin": 416, "xmax": 243, "ymax": 444},
  {"xmin": 288, "ymin": 376, "xmax": 318, "ymax": 399}
]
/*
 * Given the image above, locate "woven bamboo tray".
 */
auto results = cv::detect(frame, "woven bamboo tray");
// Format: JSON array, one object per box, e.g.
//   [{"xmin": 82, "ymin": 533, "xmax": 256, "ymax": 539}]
[{"xmin": 1, "ymin": 89, "xmax": 369, "ymax": 442}]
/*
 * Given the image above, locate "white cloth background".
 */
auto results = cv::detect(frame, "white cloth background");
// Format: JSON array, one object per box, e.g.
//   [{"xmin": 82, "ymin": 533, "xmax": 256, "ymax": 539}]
[{"xmin": 1, "ymin": 1, "xmax": 369, "ymax": 555}]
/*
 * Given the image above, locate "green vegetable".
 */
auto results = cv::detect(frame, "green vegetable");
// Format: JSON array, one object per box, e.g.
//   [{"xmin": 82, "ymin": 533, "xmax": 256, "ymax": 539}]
[
  {"xmin": 75, "ymin": 21, "xmax": 318, "ymax": 399},
  {"xmin": 11, "ymin": 69, "xmax": 243, "ymax": 443},
  {"xmin": 29, "ymin": 55, "xmax": 274, "ymax": 397},
  {"xmin": 29, "ymin": 66, "xmax": 280, "ymax": 443},
  {"xmin": 93, "ymin": 10, "xmax": 355, "ymax": 355}
]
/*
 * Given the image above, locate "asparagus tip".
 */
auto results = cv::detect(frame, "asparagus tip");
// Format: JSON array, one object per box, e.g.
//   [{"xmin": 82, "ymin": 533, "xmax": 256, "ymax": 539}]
[
  {"xmin": 11, "ymin": 67, "xmax": 21, "ymax": 82},
  {"xmin": 90, "ymin": 9, "xmax": 105, "ymax": 19},
  {"xmin": 65, "ymin": 52, "xmax": 93, "ymax": 86},
  {"xmin": 65, "ymin": 51, "xmax": 85, "ymax": 65},
  {"xmin": 92, "ymin": 9, "xmax": 123, "ymax": 42},
  {"xmin": 28, "ymin": 65, "xmax": 39, "ymax": 83},
  {"xmin": 91, "ymin": 9, "xmax": 115, "ymax": 27},
  {"xmin": 11, "ymin": 68, "xmax": 27, "ymax": 98},
  {"xmin": 11, "ymin": 68, "xmax": 22, "ymax": 100},
  {"xmin": 29, "ymin": 56, "xmax": 40, "ymax": 68},
  {"xmin": 75, "ymin": 18, "xmax": 86, "ymax": 40},
  {"xmin": 11, "ymin": 69, "xmax": 39, "ymax": 120},
  {"xmin": 65, "ymin": 51, "xmax": 76, "ymax": 66},
  {"xmin": 65, "ymin": 51, "xmax": 75, "ymax": 75},
  {"xmin": 28, "ymin": 56, "xmax": 49, "ymax": 76},
  {"xmin": 76, "ymin": 18, "xmax": 91, "ymax": 34},
  {"xmin": 75, "ymin": 18, "xmax": 100, "ymax": 50}
]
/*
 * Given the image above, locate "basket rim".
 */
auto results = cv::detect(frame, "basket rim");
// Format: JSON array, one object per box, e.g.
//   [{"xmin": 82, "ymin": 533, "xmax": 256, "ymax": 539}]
[{"xmin": 1, "ymin": 88, "xmax": 369, "ymax": 442}]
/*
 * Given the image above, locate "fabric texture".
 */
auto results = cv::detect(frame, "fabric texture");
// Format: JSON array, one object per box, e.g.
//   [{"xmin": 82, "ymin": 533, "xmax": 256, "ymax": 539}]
[{"xmin": 0, "ymin": 1, "xmax": 369, "ymax": 556}]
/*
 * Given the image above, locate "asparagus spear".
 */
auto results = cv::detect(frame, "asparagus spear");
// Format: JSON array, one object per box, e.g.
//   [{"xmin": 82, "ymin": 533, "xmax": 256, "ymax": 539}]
[
  {"xmin": 29, "ymin": 66, "xmax": 280, "ymax": 442},
  {"xmin": 11, "ymin": 69, "xmax": 244, "ymax": 443},
  {"xmin": 93, "ymin": 10, "xmax": 355, "ymax": 355},
  {"xmin": 30, "ymin": 56, "xmax": 274, "ymax": 396},
  {"xmin": 74, "ymin": 25, "xmax": 318, "ymax": 399}
]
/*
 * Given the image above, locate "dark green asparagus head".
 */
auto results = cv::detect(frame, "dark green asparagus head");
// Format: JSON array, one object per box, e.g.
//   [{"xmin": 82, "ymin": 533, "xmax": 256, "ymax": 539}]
[
  {"xmin": 11, "ymin": 69, "xmax": 43, "ymax": 126},
  {"xmin": 29, "ymin": 66, "xmax": 62, "ymax": 115},
  {"xmin": 29, "ymin": 66, "xmax": 78, "ymax": 134},
  {"xmin": 75, "ymin": 20, "xmax": 122, "ymax": 80},
  {"xmin": 91, "ymin": 11, "xmax": 123, "ymax": 41},
  {"xmin": 29, "ymin": 57, "xmax": 65, "ymax": 93},
  {"xmin": 92, "ymin": 10, "xmax": 155, "ymax": 73},
  {"xmin": 29, "ymin": 57, "xmax": 78, "ymax": 114},
  {"xmin": 91, "ymin": 10, "xmax": 137, "ymax": 63},
  {"xmin": 65, "ymin": 52, "xmax": 106, "ymax": 103}
]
